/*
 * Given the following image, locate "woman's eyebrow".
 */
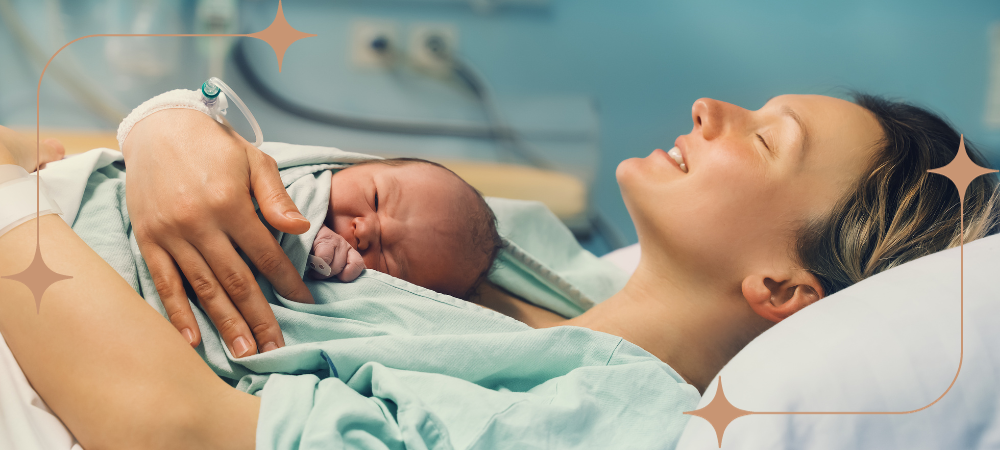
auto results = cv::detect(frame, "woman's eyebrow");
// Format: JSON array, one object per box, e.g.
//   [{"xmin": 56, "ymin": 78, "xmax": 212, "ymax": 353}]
[
  {"xmin": 780, "ymin": 105, "xmax": 810, "ymax": 161},
  {"xmin": 762, "ymin": 98, "xmax": 809, "ymax": 158}
]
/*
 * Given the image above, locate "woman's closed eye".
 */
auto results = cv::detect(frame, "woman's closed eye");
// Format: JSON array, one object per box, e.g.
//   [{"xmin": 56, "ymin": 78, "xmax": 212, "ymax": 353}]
[{"xmin": 756, "ymin": 133, "xmax": 773, "ymax": 156}]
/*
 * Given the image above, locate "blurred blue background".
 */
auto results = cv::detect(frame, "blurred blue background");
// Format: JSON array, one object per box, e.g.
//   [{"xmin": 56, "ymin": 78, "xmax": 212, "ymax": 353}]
[{"xmin": 1, "ymin": 0, "xmax": 999, "ymax": 255}]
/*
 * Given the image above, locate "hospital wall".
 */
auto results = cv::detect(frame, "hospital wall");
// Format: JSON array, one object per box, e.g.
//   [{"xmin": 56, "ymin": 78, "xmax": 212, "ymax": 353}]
[{"xmin": 1, "ymin": 0, "xmax": 998, "ymax": 254}]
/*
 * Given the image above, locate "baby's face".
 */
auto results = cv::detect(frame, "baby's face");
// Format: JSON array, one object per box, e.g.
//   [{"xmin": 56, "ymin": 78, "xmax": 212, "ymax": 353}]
[{"xmin": 327, "ymin": 162, "xmax": 482, "ymax": 298}]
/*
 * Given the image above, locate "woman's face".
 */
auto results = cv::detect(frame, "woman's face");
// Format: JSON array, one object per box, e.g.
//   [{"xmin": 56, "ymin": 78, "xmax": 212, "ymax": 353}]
[{"xmin": 617, "ymin": 94, "xmax": 883, "ymax": 284}]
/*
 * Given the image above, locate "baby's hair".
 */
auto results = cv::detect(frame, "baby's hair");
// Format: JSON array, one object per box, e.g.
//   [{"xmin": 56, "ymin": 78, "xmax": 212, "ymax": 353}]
[{"xmin": 350, "ymin": 157, "xmax": 505, "ymax": 299}]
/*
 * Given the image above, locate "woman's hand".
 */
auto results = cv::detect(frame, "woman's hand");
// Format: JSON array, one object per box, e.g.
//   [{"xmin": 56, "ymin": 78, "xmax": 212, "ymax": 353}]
[
  {"xmin": 122, "ymin": 109, "xmax": 314, "ymax": 358},
  {"xmin": 0, "ymin": 126, "xmax": 66, "ymax": 171}
]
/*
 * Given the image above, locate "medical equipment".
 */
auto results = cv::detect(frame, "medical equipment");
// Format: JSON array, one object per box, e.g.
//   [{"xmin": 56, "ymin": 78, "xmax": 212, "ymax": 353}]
[
  {"xmin": 0, "ymin": 165, "xmax": 61, "ymax": 237},
  {"xmin": 307, "ymin": 255, "xmax": 333, "ymax": 277},
  {"xmin": 202, "ymin": 77, "xmax": 264, "ymax": 148}
]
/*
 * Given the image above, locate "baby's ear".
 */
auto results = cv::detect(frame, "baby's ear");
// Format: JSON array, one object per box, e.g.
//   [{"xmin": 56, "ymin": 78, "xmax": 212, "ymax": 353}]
[{"xmin": 741, "ymin": 271, "xmax": 823, "ymax": 323}]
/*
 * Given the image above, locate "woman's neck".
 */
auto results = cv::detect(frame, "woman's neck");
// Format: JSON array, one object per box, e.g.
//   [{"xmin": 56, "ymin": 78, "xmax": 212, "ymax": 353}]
[
  {"xmin": 473, "ymin": 282, "xmax": 566, "ymax": 328},
  {"xmin": 561, "ymin": 262, "xmax": 767, "ymax": 394}
]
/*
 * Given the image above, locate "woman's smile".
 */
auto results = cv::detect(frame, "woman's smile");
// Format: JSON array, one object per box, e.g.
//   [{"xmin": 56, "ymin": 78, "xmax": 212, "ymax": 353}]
[{"xmin": 650, "ymin": 147, "xmax": 685, "ymax": 173}]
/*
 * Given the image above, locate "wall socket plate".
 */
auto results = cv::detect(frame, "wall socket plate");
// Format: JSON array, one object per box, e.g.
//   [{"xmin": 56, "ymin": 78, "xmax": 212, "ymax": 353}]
[
  {"xmin": 351, "ymin": 20, "xmax": 399, "ymax": 68},
  {"xmin": 409, "ymin": 24, "xmax": 459, "ymax": 76},
  {"xmin": 986, "ymin": 22, "xmax": 1000, "ymax": 129}
]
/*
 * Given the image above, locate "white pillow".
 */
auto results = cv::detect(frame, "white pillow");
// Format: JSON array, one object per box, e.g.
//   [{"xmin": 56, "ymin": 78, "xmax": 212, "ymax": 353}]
[{"xmin": 676, "ymin": 233, "xmax": 1000, "ymax": 449}]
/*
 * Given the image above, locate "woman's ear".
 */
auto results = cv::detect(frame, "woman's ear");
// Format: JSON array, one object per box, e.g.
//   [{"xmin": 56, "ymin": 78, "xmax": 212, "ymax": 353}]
[{"xmin": 741, "ymin": 271, "xmax": 824, "ymax": 323}]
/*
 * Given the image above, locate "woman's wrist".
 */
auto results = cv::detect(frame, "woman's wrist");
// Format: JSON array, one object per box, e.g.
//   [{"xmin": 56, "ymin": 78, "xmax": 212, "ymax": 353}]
[{"xmin": 122, "ymin": 108, "xmax": 238, "ymax": 162}]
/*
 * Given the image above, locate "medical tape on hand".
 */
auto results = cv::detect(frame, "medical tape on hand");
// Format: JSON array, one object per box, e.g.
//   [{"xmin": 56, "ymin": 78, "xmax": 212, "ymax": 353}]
[
  {"xmin": 0, "ymin": 165, "xmax": 62, "ymax": 237},
  {"xmin": 116, "ymin": 88, "xmax": 223, "ymax": 151}
]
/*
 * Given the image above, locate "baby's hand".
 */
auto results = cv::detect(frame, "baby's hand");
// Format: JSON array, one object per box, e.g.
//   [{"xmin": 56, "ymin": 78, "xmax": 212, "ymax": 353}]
[{"xmin": 308, "ymin": 225, "xmax": 366, "ymax": 282}]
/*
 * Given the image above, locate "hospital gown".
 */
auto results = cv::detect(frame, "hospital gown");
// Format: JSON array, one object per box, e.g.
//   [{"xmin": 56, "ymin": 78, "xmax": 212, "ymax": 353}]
[{"xmin": 61, "ymin": 144, "xmax": 700, "ymax": 450}]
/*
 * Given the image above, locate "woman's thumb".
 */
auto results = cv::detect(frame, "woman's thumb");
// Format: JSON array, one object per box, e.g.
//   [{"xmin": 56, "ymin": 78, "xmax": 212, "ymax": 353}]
[{"xmin": 248, "ymin": 150, "xmax": 310, "ymax": 234}]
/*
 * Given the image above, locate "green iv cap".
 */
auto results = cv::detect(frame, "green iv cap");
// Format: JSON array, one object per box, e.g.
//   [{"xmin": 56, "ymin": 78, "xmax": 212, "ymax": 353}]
[{"xmin": 201, "ymin": 81, "xmax": 221, "ymax": 99}]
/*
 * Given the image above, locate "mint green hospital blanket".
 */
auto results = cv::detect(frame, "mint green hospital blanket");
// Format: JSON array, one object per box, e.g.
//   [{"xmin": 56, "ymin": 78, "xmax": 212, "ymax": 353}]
[{"xmin": 65, "ymin": 143, "xmax": 699, "ymax": 449}]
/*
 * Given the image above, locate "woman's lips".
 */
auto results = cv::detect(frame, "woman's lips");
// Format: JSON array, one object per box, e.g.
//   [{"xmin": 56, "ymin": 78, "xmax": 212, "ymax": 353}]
[
  {"xmin": 653, "ymin": 147, "xmax": 687, "ymax": 173},
  {"xmin": 666, "ymin": 147, "xmax": 687, "ymax": 172}
]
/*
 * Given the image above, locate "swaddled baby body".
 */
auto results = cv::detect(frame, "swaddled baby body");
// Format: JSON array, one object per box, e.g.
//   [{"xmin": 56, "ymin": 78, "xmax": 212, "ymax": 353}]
[{"xmin": 308, "ymin": 158, "xmax": 503, "ymax": 299}]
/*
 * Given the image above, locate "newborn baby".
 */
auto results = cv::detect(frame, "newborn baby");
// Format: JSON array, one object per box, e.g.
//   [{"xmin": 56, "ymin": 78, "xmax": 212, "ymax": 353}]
[{"xmin": 307, "ymin": 158, "xmax": 503, "ymax": 300}]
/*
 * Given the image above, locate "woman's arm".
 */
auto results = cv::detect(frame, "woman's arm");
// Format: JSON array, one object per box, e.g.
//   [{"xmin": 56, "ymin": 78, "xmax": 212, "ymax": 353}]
[{"xmin": 0, "ymin": 214, "xmax": 258, "ymax": 450}]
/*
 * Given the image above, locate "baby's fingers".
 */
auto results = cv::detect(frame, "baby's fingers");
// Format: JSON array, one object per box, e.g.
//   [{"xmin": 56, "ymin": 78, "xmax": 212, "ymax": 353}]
[
  {"xmin": 308, "ymin": 227, "xmax": 340, "ymax": 279},
  {"xmin": 338, "ymin": 248, "xmax": 365, "ymax": 282}
]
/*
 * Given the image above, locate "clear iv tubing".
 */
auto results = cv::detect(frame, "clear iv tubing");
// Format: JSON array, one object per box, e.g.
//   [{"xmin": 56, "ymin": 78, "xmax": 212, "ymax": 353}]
[{"xmin": 202, "ymin": 77, "xmax": 263, "ymax": 148}]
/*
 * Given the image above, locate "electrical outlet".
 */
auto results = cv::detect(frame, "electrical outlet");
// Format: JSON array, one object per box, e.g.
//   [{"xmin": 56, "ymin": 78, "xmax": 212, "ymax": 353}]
[
  {"xmin": 409, "ymin": 24, "xmax": 459, "ymax": 76},
  {"xmin": 986, "ymin": 22, "xmax": 1000, "ymax": 129},
  {"xmin": 351, "ymin": 20, "xmax": 398, "ymax": 68}
]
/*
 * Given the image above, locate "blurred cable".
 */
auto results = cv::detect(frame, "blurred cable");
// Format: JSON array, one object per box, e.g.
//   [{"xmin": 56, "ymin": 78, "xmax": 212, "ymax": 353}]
[
  {"xmin": 233, "ymin": 39, "xmax": 581, "ymax": 141},
  {"xmin": 0, "ymin": 0, "xmax": 126, "ymax": 126}
]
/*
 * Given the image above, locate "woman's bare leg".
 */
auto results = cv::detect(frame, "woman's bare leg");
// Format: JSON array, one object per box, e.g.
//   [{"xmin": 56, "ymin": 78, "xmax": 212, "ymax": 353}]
[{"xmin": 0, "ymin": 215, "xmax": 258, "ymax": 450}]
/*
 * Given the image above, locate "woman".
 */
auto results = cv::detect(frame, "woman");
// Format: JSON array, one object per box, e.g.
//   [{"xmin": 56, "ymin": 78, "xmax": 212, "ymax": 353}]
[{"xmin": 0, "ymin": 92, "xmax": 997, "ymax": 449}]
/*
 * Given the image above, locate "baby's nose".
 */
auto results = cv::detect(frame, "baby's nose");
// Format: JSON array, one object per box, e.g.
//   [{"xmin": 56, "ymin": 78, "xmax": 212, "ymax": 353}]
[{"xmin": 353, "ymin": 216, "xmax": 377, "ymax": 251}]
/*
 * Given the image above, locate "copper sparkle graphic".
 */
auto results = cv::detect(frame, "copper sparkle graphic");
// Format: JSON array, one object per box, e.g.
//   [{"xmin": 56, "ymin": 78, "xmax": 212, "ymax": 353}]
[
  {"xmin": 2, "ymin": 242, "xmax": 71, "ymax": 313},
  {"xmin": 683, "ymin": 377, "xmax": 752, "ymax": 447},
  {"xmin": 928, "ymin": 135, "xmax": 998, "ymax": 203},
  {"xmin": 247, "ymin": 0, "xmax": 317, "ymax": 72}
]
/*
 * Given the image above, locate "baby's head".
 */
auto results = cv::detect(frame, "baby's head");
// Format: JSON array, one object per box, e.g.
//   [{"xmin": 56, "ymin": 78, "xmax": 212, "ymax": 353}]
[{"xmin": 326, "ymin": 158, "xmax": 503, "ymax": 299}]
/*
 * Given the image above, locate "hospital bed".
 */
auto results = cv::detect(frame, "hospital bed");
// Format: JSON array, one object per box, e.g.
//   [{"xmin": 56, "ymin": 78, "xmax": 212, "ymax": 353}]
[{"xmin": 4, "ymin": 137, "xmax": 1000, "ymax": 449}]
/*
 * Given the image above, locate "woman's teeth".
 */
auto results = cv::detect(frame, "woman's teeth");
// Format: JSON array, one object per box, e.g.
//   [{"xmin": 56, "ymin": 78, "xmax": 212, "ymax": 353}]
[{"xmin": 667, "ymin": 147, "xmax": 687, "ymax": 173}]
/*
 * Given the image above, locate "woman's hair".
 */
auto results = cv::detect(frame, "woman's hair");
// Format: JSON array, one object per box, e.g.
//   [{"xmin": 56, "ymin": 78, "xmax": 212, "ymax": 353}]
[
  {"xmin": 352, "ymin": 157, "xmax": 505, "ymax": 299},
  {"xmin": 796, "ymin": 92, "xmax": 1000, "ymax": 297}
]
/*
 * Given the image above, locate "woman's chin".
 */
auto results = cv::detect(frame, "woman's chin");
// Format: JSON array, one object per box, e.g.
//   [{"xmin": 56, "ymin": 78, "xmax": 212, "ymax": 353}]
[{"xmin": 615, "ymin": 157, "xmax": 648, "ymax": 197}]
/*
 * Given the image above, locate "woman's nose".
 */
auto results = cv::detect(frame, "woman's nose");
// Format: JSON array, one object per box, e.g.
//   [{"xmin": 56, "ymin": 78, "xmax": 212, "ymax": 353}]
[
  {"xmin": 352, "ymin": 215, "xmax": 379, "ymax": 252},
  {"xmin": 691, "ymin": 98, "xmax": 735, "ymax": 141}
]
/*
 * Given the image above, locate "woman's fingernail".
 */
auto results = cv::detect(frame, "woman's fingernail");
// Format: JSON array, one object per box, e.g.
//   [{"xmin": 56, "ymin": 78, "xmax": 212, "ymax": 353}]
[
  {"xmin": 181, "ymin": 328, "xmax": 195, "ymax": 345},
  {"xmin": 262, "ymin": 342, "xmax": 278, "ymax": 353},
  {"xmin": 285, "ymin": 211, "xmax": 307, "ymax": 222},
  {"xmin": 233, "ymin": 336, "xmax": 252, "ymax": 357}
]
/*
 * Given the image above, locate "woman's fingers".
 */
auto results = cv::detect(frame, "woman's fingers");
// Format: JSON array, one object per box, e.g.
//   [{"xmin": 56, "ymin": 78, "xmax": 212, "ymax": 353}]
[
  {"xmin": 196, "ymin": 230, "xmax": 286, "ymax": 354},
  {"xmin": 40, "ymin": 138, "xmax": 65, "ymax": 168},
  {"xmin": 0, "ymin": 128, "xmax": 65, "ymax": 171},
  {"xmin": 246, "ymin": 148, "xmax": 311, "ymax": 235},
  {"xmin": 139, "ymin": 241, "xmax": 202, "ymax": 347},
  {"xmin": 230, "ymin": 215, "xmax": 315, "ymax": 304},
  {"xmin": 171, "ymin": 241, "xmax": 259, "ymax": 358}
]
